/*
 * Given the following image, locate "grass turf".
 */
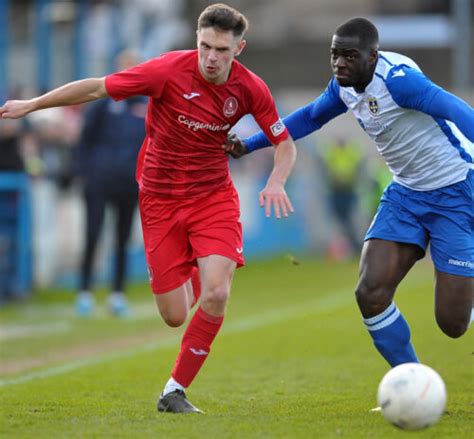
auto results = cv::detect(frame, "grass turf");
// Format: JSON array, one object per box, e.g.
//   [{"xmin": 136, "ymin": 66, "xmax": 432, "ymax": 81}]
[{"xmin": 0, "ymin": 257, "xmax": 472, "ymax": 438}]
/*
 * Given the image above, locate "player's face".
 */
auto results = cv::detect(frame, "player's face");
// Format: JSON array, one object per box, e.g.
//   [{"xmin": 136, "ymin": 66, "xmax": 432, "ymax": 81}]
[
  {"xmin": 197, "ymin": 27, "xmax": 246, "ymax": 85},
  {"xmin": 330, "ymin": 35, "xmax": 377, "ymax": 91}
]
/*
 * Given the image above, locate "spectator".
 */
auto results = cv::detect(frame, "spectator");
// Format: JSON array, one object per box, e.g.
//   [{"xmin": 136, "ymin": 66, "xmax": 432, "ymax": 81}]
[
  {"xmin": 74, "ymin": 50, "xmax": 147, "ymax": 316},
  {"xmin": 0, "ymin": 111, "xmax": 33, "ymax": 300},
  {"xmin": 320, "ymin": 137, "xmax": 363, "ymax": 258}
]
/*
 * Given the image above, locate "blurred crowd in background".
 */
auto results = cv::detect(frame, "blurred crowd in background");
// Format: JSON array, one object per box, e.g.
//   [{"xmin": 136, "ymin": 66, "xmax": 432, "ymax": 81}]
[{"xmin": 0, "ymin": 0, "xmax": 472, "ymax": 301}]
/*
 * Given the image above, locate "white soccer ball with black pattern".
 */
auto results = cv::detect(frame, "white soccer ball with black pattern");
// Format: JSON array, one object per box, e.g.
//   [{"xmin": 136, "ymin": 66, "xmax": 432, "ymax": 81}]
[{"xmin": 377, "ymin": 362, "xmax": 447, "ymax": 430}]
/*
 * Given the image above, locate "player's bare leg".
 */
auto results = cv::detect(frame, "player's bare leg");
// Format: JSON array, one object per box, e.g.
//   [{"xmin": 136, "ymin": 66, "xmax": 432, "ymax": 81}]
[
  {"xmin": 154, "ymin": 280, "xmax": 195, "ymax": 328},
  {"xmin": 434, "ymin": 271, "xmax": 473, "ymax": 338},
  {"xmin": 355, "ymin": 239, "xmax": 422, "ymax": 366},
  {"xmin": 356, "ymin": 239, "xmax": 423, "ymax": 317},
  {"xmin": 158, "ymin": 255, "xmax": 236, "ymax": 413},
  {"xmin": 197, "ymin": 254, "xmax": 236, "ymax": 317}
]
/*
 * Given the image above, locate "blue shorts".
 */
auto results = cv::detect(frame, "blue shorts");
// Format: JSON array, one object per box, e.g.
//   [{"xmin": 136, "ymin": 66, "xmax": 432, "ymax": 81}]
[{"xmin": 365, "ymin": 170, "xmax": 474, "ymax": 277}]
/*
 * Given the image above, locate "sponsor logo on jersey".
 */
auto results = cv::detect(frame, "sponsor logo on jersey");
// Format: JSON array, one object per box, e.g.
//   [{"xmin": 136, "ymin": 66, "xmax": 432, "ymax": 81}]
[
  {"xmin": 183, "ymin": 92, "xmax": 201, "ymax": 100},
  {"xmin": 361, "ymin": 118, "xmax": 393, "ymax": 136},
  {"xmin": 270, "ymin": 118, "xmax": 285, "ymax": 136},
  {"xmin": 448, "ymin": 259, "xmax": 474, "ymax": 269},
  {"xmin": 223, "ymin": 96, "xmax": 238, "ymax": 117},
  {"xmin": 368, "ymin": 97, "xmax": 379, "ymax": 115},
  {"xmin": 178, "ymin": 115, "xmax": 230, "ymax": 132}
]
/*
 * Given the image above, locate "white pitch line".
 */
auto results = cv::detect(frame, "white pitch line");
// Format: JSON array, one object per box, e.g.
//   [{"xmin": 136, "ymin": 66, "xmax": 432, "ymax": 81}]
[
  {"xmin": 0, "ymin": 304, "xmax": 161, "ymax": 341},
  {"xmin": 0, "ymin": 288, "xmax": 351, "ymax": 387},
  {"xmin": 0, "ymin": 321, "xmax": 72, "ymax": 340}
]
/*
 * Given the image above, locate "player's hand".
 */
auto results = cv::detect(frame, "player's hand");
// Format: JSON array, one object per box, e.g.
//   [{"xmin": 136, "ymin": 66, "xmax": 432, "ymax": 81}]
[
  {"xmin": 222, "ymin": 133, "xmax": 248, "ymax": 159},
  {"xmin": 0, "ymin": 100, "xmax": 35, "ymax": 119},
  {"xmin": 259, "ymin": 179, "xmax": 294, "ymax": 219}
]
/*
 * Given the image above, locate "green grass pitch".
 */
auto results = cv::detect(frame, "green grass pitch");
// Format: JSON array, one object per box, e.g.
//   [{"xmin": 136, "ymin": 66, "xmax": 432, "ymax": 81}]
[{"xmin": 0, "ymin": 257, "xmax": 472, "ymax": 438}]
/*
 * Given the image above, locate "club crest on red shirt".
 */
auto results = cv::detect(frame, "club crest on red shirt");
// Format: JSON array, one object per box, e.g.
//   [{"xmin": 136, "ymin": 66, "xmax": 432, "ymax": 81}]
[{"xmin": 223, "ymin": 97, "xmax": 238, "ymax": 117}]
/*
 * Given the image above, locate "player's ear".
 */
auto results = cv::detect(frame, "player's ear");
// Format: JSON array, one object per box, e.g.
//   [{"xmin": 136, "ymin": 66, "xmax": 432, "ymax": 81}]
[
  {"xmin": 368, "ymin": 49, "xmax": 378, "ymax": 65},
  {"xmin": 370, "ymin": 48, "xmax": 378, "ymax": 63},
  {"xmin": 235, "ymin": 39, "xmax": 246, "ymax": 57}
]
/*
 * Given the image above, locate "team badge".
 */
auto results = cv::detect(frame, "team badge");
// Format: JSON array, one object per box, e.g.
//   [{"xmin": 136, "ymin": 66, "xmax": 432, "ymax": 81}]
[
  {"xmin": 223, "ymin": 97, "xmax": 238, "ymax": 117},
  {"xmin": 367, "ymin": 97, "xmax": 379, "ymax": 115}
]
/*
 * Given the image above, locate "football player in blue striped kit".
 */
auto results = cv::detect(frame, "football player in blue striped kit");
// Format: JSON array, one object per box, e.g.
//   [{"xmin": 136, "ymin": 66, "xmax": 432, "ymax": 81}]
[{"xmin": 224, "ymin": 17, "xmax": 473, "ymax": 368}]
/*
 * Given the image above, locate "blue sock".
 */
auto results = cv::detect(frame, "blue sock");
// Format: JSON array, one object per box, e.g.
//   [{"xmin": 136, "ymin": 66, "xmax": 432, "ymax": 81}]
[{"xmin": 363, "ymin": 302, "xmax": 419, "ymax": 367}]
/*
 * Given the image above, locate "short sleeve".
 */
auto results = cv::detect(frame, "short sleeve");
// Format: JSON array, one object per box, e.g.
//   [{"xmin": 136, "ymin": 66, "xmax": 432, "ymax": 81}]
[
  {"xmin": 385, "ymin": 65, "xmax": 441, "ymax": 112},
  {"xmin": 105, "ymin": 56, "xmax": 170, "ymax": 101},
  {"xmin": 248, "ymin": 74, "xmax": 289, "ymax": 145}
]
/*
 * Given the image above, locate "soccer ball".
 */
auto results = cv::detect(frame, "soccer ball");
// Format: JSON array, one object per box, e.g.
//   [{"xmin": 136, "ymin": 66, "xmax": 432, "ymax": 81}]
[{"xmin": 377, "ymin": 363, "xmax": 447, "ymax": 430}]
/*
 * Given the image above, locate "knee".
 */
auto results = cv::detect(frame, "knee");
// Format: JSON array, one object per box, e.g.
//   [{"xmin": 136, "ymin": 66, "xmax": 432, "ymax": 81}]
[
  {"xmin": 201, "ymin": 285, "xmax": 230, "ymax": 311},
  {"xmin": 161, "ymin": 310, "xmax": 188, "ymax": 328},
  {"xmin": 355, "ymin": 278, "xmax": 382, "ymax": 306},
  {"xmin": 436, "ymin": 314, "xmax": 469, "ymax": 339},
  {"xmin": 355, "ymin": 277, "xmax": 392, "ymax": 315}
]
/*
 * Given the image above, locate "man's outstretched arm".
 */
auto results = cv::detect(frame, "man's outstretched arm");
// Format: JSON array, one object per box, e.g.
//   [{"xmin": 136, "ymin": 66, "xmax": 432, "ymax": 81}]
[
  {"xmin": 223, "ymin": 78, "xmax": 347, "ymax": 158},
  {"xmin": 1, "ymin": 78, "xmax": 108, "ymax": 119}
]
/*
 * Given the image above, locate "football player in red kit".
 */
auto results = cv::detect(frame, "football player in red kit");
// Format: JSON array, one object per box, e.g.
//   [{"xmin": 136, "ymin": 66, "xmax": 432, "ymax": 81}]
[{"xmin": 0, "ymin": 3, "xmax": 296, "ymax": 413}]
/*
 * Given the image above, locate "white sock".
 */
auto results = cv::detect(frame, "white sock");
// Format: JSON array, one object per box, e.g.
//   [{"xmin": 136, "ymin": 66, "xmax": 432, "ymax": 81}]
[
  {"xmin": 78, "ymin": 290, "xmax": 92, "ymax": 297},
  {"xmin": 470, "ymin": 307, "xmax": 474, "ymax": 324},
  {"xmin": 77, "ymin": 291, "xmax": 94, "ymax": 302},
  {"xmin": 110, "ymin": 291, "xmax": 124, "ymax": 296},
  {"xmin": 162, "ymin": 377, "xmax": 185, "ymax": 396}
]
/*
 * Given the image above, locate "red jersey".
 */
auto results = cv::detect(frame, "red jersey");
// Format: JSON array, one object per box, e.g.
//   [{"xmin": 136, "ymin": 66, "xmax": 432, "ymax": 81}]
[{"xmin": 105, "ymin": 50, "xmax": 288, "ymax": 199}]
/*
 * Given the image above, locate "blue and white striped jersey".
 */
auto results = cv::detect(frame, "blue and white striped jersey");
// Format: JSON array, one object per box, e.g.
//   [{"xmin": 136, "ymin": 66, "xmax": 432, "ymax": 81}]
[{"xmin": 246, "ymin": 51, "xmax": 474, "ymax": 191}]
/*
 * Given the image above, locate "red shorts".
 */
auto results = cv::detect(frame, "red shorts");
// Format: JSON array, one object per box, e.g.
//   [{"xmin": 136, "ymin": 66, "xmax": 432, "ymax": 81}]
[{"xmin": 139, "ymin": 184, "xmax": 244, "ymax": 294}]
